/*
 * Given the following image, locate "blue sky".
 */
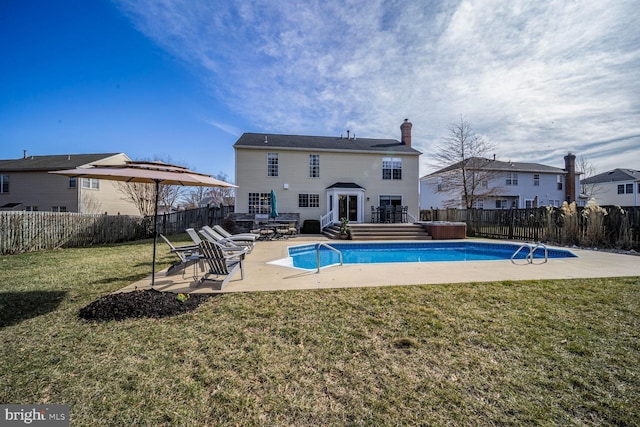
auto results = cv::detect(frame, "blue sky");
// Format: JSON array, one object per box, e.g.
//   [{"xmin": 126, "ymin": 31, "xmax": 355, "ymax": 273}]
[{"xmin": 1, "ymin": 0, "xmax": 639, "ymax": 181}]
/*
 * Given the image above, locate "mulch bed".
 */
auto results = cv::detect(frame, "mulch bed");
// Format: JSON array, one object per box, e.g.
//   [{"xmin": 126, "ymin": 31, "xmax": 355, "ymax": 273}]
[{"xmin": 79, "ymin": 289, "xmax": 215, "ymax": 322}]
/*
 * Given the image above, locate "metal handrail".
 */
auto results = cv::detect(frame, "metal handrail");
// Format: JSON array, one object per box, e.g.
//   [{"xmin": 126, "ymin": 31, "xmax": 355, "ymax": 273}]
[
  {"xmin": 316, "ymin": 242, "xmax": 343, "ymax": 273},
  {"xmin": 511, "ymin": 242, "xmax": 548, "ymax": 264},
  {"xmin": 531, "ymin": 242, "xmax": 548, "ymax": 264},
  {"xmin": 511, "ymin": 243, "xmax": 532, "ymax": 264}
]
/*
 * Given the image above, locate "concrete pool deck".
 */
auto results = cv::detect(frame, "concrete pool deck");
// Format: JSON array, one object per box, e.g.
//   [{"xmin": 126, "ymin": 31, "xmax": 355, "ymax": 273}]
[{"xmin": 120, "ymin": 236, "xmax": 639, "ymax": 294}]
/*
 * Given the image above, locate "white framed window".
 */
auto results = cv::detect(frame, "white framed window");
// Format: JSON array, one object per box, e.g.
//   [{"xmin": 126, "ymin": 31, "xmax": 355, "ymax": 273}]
[
  {"xmin": 436, "ymin": 177, "xmax": 443, "ymax": 191},
  {"xmin": 298, "ymin": 193, "xmax": 320, "ymax": 208},
  {"xmin": 474, "ymin": 199, "xmax": 484, "ymax": 209},
  {"xmin": 495, "ymin": 199, "xmax": 508, "ymax": 209},
  {"xmin": 549, "ymin": 200, "xmax": 561, "ymax": 207},
  {"xmin": 625, "ymin": 183, "xmax": 633, "ymax": 194},
  {"xmin": 557, "ymin": 175, "xmax": 563, "ymax": 190},
  {"xmin": 506, "ymin": 173, "xmax": 518, "ymax": 186},
  {"xmin": 309, "ymin": 154, "xmax": 319, "ymax": 178},
  {"xmin": 382, "ymin": 157, "xmax": 402, "ymax": 180},
  {"xmin": 69, "ymin": 177, "xmax": 77, "ymax": 188},
  {"xmin": 51, "ymin": 206, "xmax": 67, "ymax": 212},
  {"xmin": 533, "ymin": 174, "xmax": 540, "ymax": 187},
  {"xmin": 248, "ymin": 192, "xmax": 271, "ymax": 214},
  {"xmin": 25, "ymin": 206, "xmax": 39, "ymax": 211},
  {"xmin": 525, "ymin": 199, "xmax": 534, "ymax": 208},
  {"xmin": 0, "ymin": 175, "xmax": 9, "ymax": 193},
  {"xmin": 82, "ymin": 178, "xmax": 99, "ymax": 190},
  {"xmin": 267, "ymin": 153, "xmax": 278, "ymax": 177},
  {"xmin": 379, "ymin": 195, "xmax": 402, "ymax": 206}
]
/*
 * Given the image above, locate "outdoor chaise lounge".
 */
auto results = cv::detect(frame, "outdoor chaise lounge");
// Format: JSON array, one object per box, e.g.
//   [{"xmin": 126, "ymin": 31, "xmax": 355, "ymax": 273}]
[
  {"xmin": 198, "ymin": 227, "xmax": 255, "ymax": 253},
  {"xmin": 198, "ymin": 239, "xmax": 247, "ymax": 290},
  {"xmin": 213, "ymin": 225, "xmax": 259, "ymax": 241},
  {"xmin": 200, "ymin": 226, "xmax": 255, "ymax": 253}
]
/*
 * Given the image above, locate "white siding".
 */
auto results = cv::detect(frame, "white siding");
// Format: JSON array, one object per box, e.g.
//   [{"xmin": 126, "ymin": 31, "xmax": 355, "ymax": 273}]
[{"xmin": 235, "ymin": 147, "xmax": 420, "ymax": 223}]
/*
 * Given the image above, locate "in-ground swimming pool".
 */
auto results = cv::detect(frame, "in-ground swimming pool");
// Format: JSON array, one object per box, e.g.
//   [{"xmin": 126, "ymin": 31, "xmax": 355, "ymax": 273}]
[{"xmin": 281, "ymin": 241, "xmax": 577, "ymax": 270}]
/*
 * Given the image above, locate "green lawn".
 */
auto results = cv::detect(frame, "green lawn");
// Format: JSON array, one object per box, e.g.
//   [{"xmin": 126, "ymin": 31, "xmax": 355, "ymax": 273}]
[{"xmin": 1, "ymin": 238, "xmax": 639, "ymax": 426}]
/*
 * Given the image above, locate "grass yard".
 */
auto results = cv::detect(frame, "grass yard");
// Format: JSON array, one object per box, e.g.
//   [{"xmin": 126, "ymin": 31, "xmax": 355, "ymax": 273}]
[{"xmin": 1, "ymin": 238, "xmax": 639, "ymax": 426}]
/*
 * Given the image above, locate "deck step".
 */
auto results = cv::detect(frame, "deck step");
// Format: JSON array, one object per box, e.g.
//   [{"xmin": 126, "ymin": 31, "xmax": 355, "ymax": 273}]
[{"xmin": 323, "ymin": 223, "xmax": 432, "ymax": 241}]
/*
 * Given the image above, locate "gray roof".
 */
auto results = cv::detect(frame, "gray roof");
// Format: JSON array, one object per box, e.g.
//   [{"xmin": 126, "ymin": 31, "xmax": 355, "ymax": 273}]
[
  {"xmin": 234, "ymin": 132, "xmax": 422, "ymax": 155},
  {"xmin": 326, "ymin": 182, "xmax": 365, "ymax": 189},
  {"xmin": 581, "ymin": 168, "xmax": 640, "ymax": 184},
  {"xmin": 0, "ymin": 153, "xmax": 124, "ymax": 172},
  {"xmin": 423, "ymin": 157, "xmax": 568, "ymax": 178}
]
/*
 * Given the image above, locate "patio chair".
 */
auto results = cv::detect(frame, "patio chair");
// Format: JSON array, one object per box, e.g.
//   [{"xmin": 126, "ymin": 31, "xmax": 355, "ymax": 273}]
[
  {"xmin": 186, "ymin": 228, "xmax": 202, "ymax": 246},
  {"xmin": 159, "ymin": 234, "xmax": 199, "ymax": 276},
  {"xmin": 213, "ymin": 224, "xmax": 259, "ymax": 241},
  {"xmin": 198, "ymin": 239, "xmax": 247, "ymax": 290},
  {"xmin": 199, "ymin": 228, "xmax": 255, "ymax": 253}
]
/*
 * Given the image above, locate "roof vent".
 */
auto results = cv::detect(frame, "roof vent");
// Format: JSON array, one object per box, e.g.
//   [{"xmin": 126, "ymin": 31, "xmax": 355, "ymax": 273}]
[{"xmin": 263, "ymin": 135, "xmax": 268, "ymax": 144}]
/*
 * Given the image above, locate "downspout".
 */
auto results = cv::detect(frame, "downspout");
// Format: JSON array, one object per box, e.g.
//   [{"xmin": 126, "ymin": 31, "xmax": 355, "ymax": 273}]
[{"xmin": 78, "ymin": 178, "xmax": 83, "ymax": 213}]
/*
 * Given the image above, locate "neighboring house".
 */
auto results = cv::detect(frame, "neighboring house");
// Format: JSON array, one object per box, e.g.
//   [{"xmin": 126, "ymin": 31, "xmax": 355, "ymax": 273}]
[
  {"xmin": 0, "ymin": 152, "xmax": 141, "ymax": 215},
  {"xmin": 581, "ymin": 168, "xmax": 640, "ymax": 206},
  {"xmin": 234, "ymin": 119, "xmax": 422, "ymax": 226},
  {"xmin": 420, "ymin": 152, "xmax": 582, "ymax": 209}
]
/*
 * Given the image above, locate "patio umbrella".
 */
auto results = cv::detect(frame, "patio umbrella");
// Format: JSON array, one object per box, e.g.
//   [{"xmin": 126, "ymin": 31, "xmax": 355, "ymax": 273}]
[
  {"xmin": 51, "ymin": 161, "xmax": 236, "ymax": 286},
  {"xmin": 270, "ymin": 189, "xmax": 278, "ymax": 218}
]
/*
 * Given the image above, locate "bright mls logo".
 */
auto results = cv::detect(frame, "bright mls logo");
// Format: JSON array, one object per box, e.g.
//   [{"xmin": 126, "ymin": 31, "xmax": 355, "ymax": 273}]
[{"xmin": 1, "ymin": 405, "xmax": 69, "ymax": 426}]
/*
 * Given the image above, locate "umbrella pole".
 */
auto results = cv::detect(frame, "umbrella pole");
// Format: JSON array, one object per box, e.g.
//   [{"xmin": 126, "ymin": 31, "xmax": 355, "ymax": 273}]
[{"xmin": 152, "ymin": 180, "xmax": 160, "ymax": 287}]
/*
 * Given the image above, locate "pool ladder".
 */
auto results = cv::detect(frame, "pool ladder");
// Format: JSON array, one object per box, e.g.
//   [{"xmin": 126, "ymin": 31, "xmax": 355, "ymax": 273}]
[
  {"xmin": 316, "ymin": 243, "xmax": 343, "ymax": 273},
  {"xmin": 511, "ymin": 242, "xmax": 548, "ymax": 265}
]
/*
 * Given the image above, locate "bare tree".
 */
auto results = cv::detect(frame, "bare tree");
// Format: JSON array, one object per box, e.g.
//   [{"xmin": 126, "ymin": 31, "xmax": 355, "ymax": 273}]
[
  {"xmin": 115, "ymin": 156, "xmax": 188, "ymax": 216},
  {"xmin": 158, "ymin": 183, "xmax": 182, "ymax": 213},
  {"xmin": 116, "ymin": 181, "xmax": 156, "ymax": 216},
  {"xmin": 431, "ymin": 117, "xmax": 499, "ymax": 208},
  {"xmin": 184, "ymin": 172, "xmax": 235, "ymax": 208},
  {"xmin": 577, "ymin": 154, "xmax": 601, "ymax": 199},
  {"xmin": 80, "ymin": 192, "xmax": 103, "ymax": 214}
]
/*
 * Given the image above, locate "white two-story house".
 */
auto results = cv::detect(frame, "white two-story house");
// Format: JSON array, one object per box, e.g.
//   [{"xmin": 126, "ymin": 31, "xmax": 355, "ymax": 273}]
[
  {"xmin": 234, "ymin": 120, "xmax": 422, "ymax": 227},
  {"xmin": 581, "ymin": 168, "xmax": 640, "ymax": 206},
  {"xmin": 420, "ymin": 152, "xmax": 582, "ymax": 209}
]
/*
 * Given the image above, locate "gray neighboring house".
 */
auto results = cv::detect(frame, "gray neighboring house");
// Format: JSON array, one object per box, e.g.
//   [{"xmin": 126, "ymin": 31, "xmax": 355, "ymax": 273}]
[
  {"xmin": 420, "ymin": 152, "xmax": 582, "ymax": 209},
  {"xmin": 581, "ymin": 168, "xmax": 640, "ymax": 206},
  {"xmin": 0, "ymin": 152, "xmax": 140, "ymax": 215},
  {"xmin": 234, "ymin": 120, "xmax": 422, "ymax": 226}
]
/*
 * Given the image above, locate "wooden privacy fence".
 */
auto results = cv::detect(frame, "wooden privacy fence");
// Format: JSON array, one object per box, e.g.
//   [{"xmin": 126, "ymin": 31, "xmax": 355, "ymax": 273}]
[
  {"xmin": 0, "ymin": 212, "xmax": 146, "ymax": 254},
  {"xmin": 420, "ymin": 206, "xmax": 640, "ymax": 249},
  {"xmin": 0, "ymin": 205, "xmax": 235, "ymax": 255}
]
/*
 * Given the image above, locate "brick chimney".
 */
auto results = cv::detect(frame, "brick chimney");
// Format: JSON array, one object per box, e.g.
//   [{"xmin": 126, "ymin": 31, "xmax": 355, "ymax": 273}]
[
  {"xmin": 564, "ymin": 152, "xmax": 576, "ymax": 203},
  {"xmin": 400, "ymin": 119, "xmax": 412, "ymax": 146}
]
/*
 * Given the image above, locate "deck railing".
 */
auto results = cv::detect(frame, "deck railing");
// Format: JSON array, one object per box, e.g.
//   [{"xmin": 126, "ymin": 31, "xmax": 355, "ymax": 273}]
[{"xmin": 320, "ymin": 210, "xmax": 334, "ymax": 230}]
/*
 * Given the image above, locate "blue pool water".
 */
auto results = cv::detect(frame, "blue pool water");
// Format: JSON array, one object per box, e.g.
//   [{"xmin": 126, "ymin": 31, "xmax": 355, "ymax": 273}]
[{"xmin": 287, "ymin": 241, "xmax": 577, "ymax": 270}]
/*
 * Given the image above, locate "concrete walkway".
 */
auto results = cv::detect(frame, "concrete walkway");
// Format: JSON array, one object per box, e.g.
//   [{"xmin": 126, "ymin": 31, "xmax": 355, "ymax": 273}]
[{"xmin": 119, "ymin": 236, "xmax": 639, "ymax": 294}]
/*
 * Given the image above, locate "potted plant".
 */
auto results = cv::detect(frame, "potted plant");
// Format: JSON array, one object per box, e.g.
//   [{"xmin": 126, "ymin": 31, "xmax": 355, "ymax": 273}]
[{"xmin": 339, "ymin": 217, "xmax": 351, "ymax": 239}]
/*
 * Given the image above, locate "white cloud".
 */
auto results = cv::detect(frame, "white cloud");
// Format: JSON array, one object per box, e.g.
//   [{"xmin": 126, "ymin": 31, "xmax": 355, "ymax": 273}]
[{"xmin": 115, "ymin": 0, "xmax": 640, "ymax": 174}]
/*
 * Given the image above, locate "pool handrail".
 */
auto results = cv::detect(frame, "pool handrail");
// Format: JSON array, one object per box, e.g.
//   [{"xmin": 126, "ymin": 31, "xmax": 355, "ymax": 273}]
[
  {"xmin": 511, "ymin": 242, "xmax": 548, "ymax": 264},
  {"xmin": 316, "ymin": 243, "xmax": 343, "ymax": 273}
]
